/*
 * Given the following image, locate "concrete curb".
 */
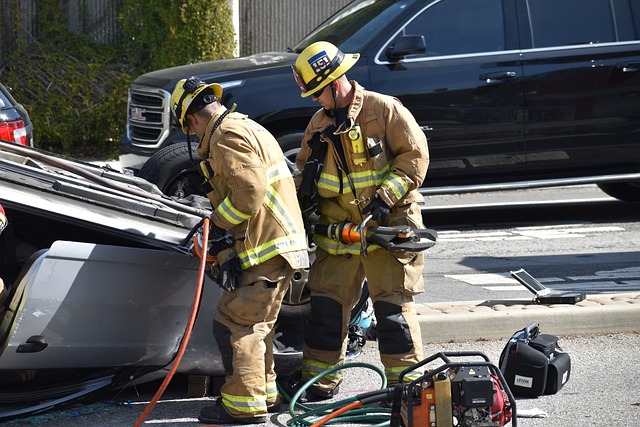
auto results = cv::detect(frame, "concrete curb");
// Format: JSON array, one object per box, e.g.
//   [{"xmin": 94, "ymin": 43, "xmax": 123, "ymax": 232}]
[{"xmin": 416, "ymin": 292, "xmax": 640, "ymax": 343}]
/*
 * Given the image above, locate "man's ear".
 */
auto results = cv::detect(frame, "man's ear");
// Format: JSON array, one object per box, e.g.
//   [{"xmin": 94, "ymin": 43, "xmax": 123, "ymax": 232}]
[{"xmin": 185, "ymin": 113, "xmax": 194, "ymax": 129}]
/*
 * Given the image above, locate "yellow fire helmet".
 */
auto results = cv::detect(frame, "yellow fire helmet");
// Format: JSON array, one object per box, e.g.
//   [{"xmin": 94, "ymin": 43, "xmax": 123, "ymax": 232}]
[
  {"xmin": 292, "ymin": 41, "xmax": 360, "ymax": 98},
  {"xmin": 171, "ymin": 76, "xmax": 223, "ymax": 134}
]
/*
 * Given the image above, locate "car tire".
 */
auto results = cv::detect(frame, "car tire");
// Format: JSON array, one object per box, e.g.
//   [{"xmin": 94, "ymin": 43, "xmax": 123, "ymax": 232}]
[
  {"xmin": 139, "ymin": 137, "xmax": 313, "ymax": 319},
  {"xmin": 138, "ymin": 142, "xmax": 202, "ymax": 199},
  {"xmin": 597, "ymin": 182, "xmax": 640, "ymax": 202},
  {"xmin": 275, "ymin": 131, "xmax": 304, "ymax": 177}
]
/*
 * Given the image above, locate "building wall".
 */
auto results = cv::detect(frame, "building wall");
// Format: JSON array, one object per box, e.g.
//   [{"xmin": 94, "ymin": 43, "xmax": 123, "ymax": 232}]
[
  {"xmin": 0, "ymin": 0, "xmax": 352, "ymax": 62},
  {"xmin": 239, "ymin": 0, "xmax": 351, "ymax": 56}
]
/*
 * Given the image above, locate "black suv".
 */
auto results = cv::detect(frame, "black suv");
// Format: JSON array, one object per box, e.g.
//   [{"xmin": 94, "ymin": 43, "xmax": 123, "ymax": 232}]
[{"xmin": 120, "ymin": 0, "xmax": 640, "ymax": 201}]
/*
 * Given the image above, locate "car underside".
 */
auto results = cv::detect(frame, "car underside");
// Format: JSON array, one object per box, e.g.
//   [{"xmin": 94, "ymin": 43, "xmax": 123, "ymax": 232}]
[{"xmin": 0, "ymin": 140, "xmax": 307, "ymax": 420}]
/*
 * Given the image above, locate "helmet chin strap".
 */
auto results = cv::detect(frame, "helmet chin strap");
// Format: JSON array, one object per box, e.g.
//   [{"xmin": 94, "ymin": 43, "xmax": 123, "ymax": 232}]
[
  {"xmin": 323, "ymin": 82, "xmax": 339, "ymax": 118},
  {"xmin": 331, "ymin": 82, "xmax": 338, "ymax": 119},
  {"xmin": 185, "ymin": 121, "xmax": 197, "ymax": 168}
]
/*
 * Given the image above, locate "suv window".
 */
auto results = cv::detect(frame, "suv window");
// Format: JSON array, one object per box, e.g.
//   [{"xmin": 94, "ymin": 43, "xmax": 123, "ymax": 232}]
[
  {"xmin": 526, "ymin": 0, "xmax": 615, "ymax": 47},
  {"xmin": 402, "ymin": 0, "xmax": 505, "ymax": 57},
  {"xmin": 625, "ymin": 0, "xmax": 640, "ymax": 39},
  {"xmin": 294, "ymin": 0, "xmax": 414, "ymax": 53}
]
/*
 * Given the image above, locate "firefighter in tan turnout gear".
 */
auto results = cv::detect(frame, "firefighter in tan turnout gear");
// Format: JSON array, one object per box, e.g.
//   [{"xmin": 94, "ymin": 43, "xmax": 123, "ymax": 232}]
[
  {"xmin": 170, "ymin": 77, "xmax": 309, "ymax": 424},
  {"xmin": 288, "ymin": 41, "xmax": 430, "ymax": 401}
]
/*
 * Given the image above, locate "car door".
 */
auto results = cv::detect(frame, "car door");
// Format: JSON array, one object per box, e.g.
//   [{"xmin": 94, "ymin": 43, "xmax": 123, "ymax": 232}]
[
  {"xmin": 0, "ymin": 241, "xmax": 221, "ymax": 371},
  {"xmin": 518, "ymin": 0, "xmax": 640, "ymax": 178},
  {"xmin": 368, "ymin": 0, "xmax": 525, "ymax": 189}
]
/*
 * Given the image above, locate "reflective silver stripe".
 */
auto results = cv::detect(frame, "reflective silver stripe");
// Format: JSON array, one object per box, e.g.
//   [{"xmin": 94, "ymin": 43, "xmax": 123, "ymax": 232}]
[
  {"xmin": 384, "ymin": 172, "xmax": 409, "ymax": 200},
  {"xmin": 302, "ymin": 359, "xmax": 343, "ymax": 382},
  {"xmin": 238, "ymin": 233, "xmax": 308, "ymax": 269},
  {"xmin": 318, "ymin": 164, "xmax": 390, "ymax": 194},
  {"xmin": 266, "ymin": 382, "xmax": 278, "ymax": 400},
  {"xmin": 385, "ymin": 368, "xmax": 421, "ymax": 383},
  {"xmin": 217, "ymin": 196, "xmax": 251, "ymax": 225},
  {"xmin": 313, "ymin": 234, "xmax": 380, "ymax": 255},
  {"xmin": 265, "ymin": 185, "xmax": 298, "ymax": 233},
  {"xmin": 216, "ymin": 161, "xmax": 291, "ymax": 226},
  {"xmin": 221, "ymin": 392, "xmax": 267, "ymax": 414},
  {"xmin": 318, "ymin": 173, "xmax": 345, "ymax": 193}
]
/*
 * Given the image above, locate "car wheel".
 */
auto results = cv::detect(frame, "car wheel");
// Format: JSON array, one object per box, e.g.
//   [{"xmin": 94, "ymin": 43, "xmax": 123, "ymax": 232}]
[
  {"xmin": 138, "ymin": 142, "xmax": 202, "ymax": 199},
  {"xmin": 276, "ymin": 131, "xmax": 304, "ymax": 177},
  {"xmin": 597, "ymin": 182, "xmax": 640, "ymax": 202},
  {"xmin": 139, "ymin": 137, "xmax": 312, "ymax": 315}
]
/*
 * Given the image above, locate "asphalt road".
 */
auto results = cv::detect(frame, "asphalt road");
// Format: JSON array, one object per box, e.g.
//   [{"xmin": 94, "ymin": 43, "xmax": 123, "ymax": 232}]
[
  {"xmin": 419, "ymin": 185, "xmax": 640, "ymax": 303},
  {"xmin": 4, "ymin": 333, "xmax": 639, "ymax": 426},
  {"xmin": 4, "ymin": 184, "xmax": 639, "ymax": 426}
]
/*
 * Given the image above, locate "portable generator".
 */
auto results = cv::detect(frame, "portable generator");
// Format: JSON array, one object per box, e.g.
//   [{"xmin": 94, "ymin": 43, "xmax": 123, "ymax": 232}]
[{"xmin": 392, "ymin": 351, "xmax": 516, "ymax": 427}]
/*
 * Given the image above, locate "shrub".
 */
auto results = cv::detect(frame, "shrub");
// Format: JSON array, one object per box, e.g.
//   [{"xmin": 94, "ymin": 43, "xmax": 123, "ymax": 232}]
[{"xmin": 0, "ymin": 0, "xmax": 235, "ymax": 159}]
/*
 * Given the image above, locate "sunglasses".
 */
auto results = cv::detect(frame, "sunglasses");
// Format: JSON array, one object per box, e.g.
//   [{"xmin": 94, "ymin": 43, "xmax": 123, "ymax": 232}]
[{"xmin": 312, "ymin": 86, "xmax": 326, "ymax": 98}]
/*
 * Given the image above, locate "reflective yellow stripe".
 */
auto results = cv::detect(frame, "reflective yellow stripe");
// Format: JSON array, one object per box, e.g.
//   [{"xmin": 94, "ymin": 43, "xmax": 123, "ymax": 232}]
[
  {"xmin": 318, "ymin": 172, "xmax": 346, "ymax": 193},
  {"xmin": 384, "ymin": 172, "xmax": 409, "ymax": 200},
  {"xmin": 302, "ymin": 358, "xmax": 343, "ymax": 382},
  {"xmin": 265, "ymin": 185, "xmax": 297, "ymax": 234},
  {"xmin": 313, "ymin": 234, "xmax": 380, "ymax": 256},
  {"xmin": 385, "ymin": 366, "xmax": 421, "ymax": 384},
  {"xmin": 235, "ymin": 161, "xmax": 307, "ymax": 268},
  {"xmin": 267, "ymin": 160, "xmax": 291, "ymax": 185},
  {"xmin": 221, "ymin": 392, "xmax": 267, "ymax": 414},
  {"xmin": 349, "ymin": 165, "xmax": 389, "ymax": 188},
  {"xmin": 266, "ymin": 381, "xmax": 278, "ymax": 400},
  {"xmin": 238, "ymin": 233, "xmax": 308, "ymax": 269},
  {"xmin": 318, "ymin": 163, "xmax": 391, "ymax": 194},
  {"xmin": 215, "ymin": 161, "xmax": 292, "ymax": 226},
  {"xmin": 217, "ymin": 196, "xmax": 252, "ymax": 226}
]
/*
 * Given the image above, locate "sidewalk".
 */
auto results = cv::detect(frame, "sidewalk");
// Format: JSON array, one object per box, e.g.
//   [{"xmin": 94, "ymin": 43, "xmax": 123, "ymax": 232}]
[{"xmin": 417, "ymin": 292, "xmax": 640, "ymax": 343}]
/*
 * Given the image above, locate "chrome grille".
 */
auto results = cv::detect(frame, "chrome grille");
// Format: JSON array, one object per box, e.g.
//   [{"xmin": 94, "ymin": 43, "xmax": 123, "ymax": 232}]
[{"xmin": 127, "ymin": 85, "xmax": 171, "ymax": 149}]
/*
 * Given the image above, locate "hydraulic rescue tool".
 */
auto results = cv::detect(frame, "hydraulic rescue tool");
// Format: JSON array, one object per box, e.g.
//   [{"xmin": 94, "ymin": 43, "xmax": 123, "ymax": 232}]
[
  {"xmin": 189, "ymin": 214, "xmax": 437, "ymax": 264},
  {"xmin": 311, "ymin": 214, "xmax": 438, "ymax": 255}
]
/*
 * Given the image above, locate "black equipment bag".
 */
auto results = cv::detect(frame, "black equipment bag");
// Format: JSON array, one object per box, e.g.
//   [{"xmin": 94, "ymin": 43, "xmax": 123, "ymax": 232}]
[
  {"xmin": 544, "ymin": 349, "xmax": 571, "ymax": 395},
  {"xmin": 499, "ymin": 322, "xmax": 571, "ymax": 397}
]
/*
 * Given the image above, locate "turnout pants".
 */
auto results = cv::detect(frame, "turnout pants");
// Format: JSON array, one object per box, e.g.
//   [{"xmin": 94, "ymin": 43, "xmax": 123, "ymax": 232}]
[
  {"xmin": 302, "ymin": 246, "xmax": 425, "ymax": 393},
  {"xmin": 213, "ymin": 256, "xmax": 294, "ymax": 419}
]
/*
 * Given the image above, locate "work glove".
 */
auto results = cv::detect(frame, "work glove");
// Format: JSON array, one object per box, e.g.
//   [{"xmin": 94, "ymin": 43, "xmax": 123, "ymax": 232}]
[
  {"xmin": 209, "ymin": 221, "xmax": 227, "ymax": 241},
  {"xmin": 361, "ymin": 194, "xmax": 391, "ymax": 224},
  {"xmin": 303, "ymin": 211, "xmax": 320, "ymax": 236},
  {"xmin": 209, "ymin": 248, "xmax": 243, "ymax": 292},
  {"xmin": 193, "ymin": 222, "xmax": 233, "ymax": 260}
]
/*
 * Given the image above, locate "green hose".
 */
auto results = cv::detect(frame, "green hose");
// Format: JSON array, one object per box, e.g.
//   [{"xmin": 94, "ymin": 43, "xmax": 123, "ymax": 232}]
[{"xmin": 281, "ymin": 362, "xmax": 393, "ymax": 427}]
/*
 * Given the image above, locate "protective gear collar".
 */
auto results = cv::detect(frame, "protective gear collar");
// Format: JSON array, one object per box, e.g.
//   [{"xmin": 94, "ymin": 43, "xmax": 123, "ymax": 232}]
[
  {"xmin": 171, "ymin": 76, "xmax": 223, "ymax": 134},
  {"xmin": 292, "ymin": 41, "xmax": 359, "ymax": 98}
]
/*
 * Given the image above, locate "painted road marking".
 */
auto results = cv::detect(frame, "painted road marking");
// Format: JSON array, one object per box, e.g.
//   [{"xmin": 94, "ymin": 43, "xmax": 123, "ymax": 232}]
[
  {"xmin": 446, "ymin": 267, "xmax": 640, "ymax": 292},
  {"xmin": 437, "ymin": 224, "xmax": 625, "ymax": 242}
]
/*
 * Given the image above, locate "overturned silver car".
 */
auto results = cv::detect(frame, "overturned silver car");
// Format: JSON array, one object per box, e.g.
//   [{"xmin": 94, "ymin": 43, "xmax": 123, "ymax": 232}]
[{"xmin": 0, "ymin": 141, "xmax": 308, "ymax": 419}]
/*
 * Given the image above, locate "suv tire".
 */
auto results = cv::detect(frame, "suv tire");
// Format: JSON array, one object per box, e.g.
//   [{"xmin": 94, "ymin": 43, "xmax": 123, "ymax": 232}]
[
  {"xmin": 597, "ymin": 182, "xmax": 640, "ymax": 202},
  {"xmin": 138, "ymin": 142, "xmax": 202, "ymax": 199}
]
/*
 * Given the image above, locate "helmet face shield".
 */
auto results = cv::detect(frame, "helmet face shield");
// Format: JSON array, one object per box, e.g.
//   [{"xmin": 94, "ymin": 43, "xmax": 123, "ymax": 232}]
[
  {"xmin": 293, "ymin": 41, "xmax": 359, "ymax": 98},
  {"xmin": 171, "ymin": 77, "xmax": 223, "ymax": 134}
]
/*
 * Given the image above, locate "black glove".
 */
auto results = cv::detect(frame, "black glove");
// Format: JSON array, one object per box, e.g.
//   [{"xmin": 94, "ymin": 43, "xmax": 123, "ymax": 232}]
[
  {"xmin": 303, "ymin": 211, "xmax": 320, "ymax": 236},
  {"xmin": 209, "ymin": 222, "xmax": 233, "ymax": 255},
  {"xmin": 208, "ymin": 248, "xmax": 243, "ymax": 292},
  {"xmin": 209, "ymin": 222, "xmax": 227, "ymax": 241},
  {"xmin": 361, "ymin": 194, "xmax": 391, "ymax": 223}
]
